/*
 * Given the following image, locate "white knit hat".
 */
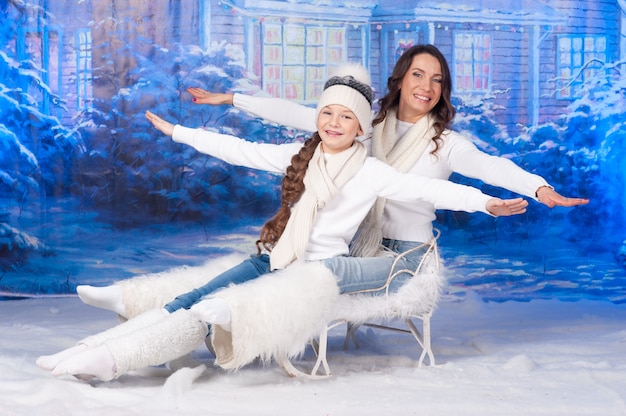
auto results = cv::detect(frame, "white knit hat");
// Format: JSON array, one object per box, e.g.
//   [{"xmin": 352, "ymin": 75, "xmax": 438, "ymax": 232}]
[{"xmin": 316, "ymin": 63, "xmax": 373, "ymax": 134}]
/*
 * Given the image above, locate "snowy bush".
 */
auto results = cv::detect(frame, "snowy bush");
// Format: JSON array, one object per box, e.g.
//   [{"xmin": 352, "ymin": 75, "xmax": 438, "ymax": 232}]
[
  {"xmin": 74, "ymin": 41, "xmax": 308, "ymax": 228},
  {"xmin": 0, "ymin": 7, "xmax": 83, "ymax": 270}
]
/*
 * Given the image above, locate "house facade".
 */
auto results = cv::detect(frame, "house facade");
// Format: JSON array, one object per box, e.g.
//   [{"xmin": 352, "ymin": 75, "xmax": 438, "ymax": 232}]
[
  {"xmin": 206, "ymin": 0, "xmax": 621, "ymax": 136},
  {"xmin": 7, "ymin": 0, "xmax": 624, "ymax": 136}
]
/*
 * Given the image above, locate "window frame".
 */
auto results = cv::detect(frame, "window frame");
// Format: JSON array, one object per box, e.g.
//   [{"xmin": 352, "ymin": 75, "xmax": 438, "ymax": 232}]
[
  {"xmin": 261, "ymin": 21, "xmax": 346, "ymax": 103},
  {"xmin": 75, "ymin": 28, "xmax": 93, "ymax": 112},
  {"xmin": 452, "ymin": 31, "xmax": 493, "ymax": 94},
  {"xmin": 555, "ymin": 34, "xmax": 607, "ymax": 99}
]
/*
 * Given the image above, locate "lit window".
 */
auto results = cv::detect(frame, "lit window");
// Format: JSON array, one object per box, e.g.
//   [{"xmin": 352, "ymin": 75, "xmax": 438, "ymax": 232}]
[
  {"xmin": 453, "ymin": 32, "xmax": 492, "ymax": 93},
  {"xmin": 262, "ymin": 22, "xmax": 345, "ymax": 102}
]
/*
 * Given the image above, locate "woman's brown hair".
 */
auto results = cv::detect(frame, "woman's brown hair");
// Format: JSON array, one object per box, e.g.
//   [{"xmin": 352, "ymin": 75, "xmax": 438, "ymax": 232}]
[
  {"xmin": 373, "ymin": 44, "xmax": 455, "ymax": 154},
  {"xmin": 256, "ymin": 133, "xmax": 322, "ymax": 253}
]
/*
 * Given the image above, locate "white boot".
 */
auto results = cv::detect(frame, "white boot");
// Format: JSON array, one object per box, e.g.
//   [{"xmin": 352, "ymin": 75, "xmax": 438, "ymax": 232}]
[
  {"xmin": 36, "ymin": 344, "xmax": 89, "ymax": 371},
  {"xmin": 52, "ymin": 309, "xmax": 209, "ymax": 381},
  {"xmin": 36, "ymin": 308, "xmax": 167, "ymax": 371},
  {"xmin": 77, "ymin": 254, "xmax": 247, "ymax": 320},
  {"xmin": 77, "ymin": 285, "xmax": 126, "ymax": 318},
  {"xmin": 116, "ymin": 254, "xmax": 246, "ymax": 319},
  {"xmin": 51, "ymin": 344, "xmax": 116, "ymax": 381}
]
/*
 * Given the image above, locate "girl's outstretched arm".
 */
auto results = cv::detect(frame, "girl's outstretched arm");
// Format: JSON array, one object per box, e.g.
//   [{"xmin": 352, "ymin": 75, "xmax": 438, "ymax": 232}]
[{"xmin": 145, "ymin": 111, "xmax": 174, "ymax": 136}]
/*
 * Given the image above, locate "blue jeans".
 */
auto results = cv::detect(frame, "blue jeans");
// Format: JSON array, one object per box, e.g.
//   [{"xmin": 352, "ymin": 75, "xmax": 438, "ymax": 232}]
[
  {"xmin": 163, "ymin": 254, "xmax": 272, "ymax": 313},
  {"xmin": 324, "ymin": 239, "xmax": 428, "ymax": 295}
]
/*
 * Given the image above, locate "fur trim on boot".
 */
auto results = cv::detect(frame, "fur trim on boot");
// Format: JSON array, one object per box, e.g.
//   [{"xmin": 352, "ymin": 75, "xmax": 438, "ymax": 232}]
[
  {"xmin": 118, "ymin": 253, "xmax": 247, "ymax": 319},
  {"xmin": 104, "ymin": 309, "xmax": 209, "ymax": 378},
  {"xmin": 209, "ymin": 261, "xmax": 339, "ymax": 370}
]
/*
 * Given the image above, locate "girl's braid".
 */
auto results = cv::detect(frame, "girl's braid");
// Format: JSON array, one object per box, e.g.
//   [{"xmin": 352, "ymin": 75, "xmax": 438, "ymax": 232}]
[{"xmin": 256, "ymin": 133, "xmax": 323, "ymax": 254}]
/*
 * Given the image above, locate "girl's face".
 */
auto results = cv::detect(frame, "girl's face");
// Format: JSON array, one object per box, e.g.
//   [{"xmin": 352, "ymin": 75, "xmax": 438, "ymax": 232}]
[
  {"xmin": 316, "ymin": 104, "xmax": 363, "ymax": 154},
  {"xmin": 397, "ymin": 53, "xmax": 443, "ymax": 123}
]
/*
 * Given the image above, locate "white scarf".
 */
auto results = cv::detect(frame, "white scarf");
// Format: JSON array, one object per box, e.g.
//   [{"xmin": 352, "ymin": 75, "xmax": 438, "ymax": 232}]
[
  {"xmin": 270, "ymin": 141, "xmax": 367, "ymax": 270},
  {"xmin": 349, "ymin": 110, "xmax": 435, "ymax": 257}
]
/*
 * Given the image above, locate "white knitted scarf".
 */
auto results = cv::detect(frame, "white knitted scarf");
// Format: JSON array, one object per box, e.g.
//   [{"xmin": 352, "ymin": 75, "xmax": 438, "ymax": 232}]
[
  {"xmin": 270, "ymin": 141, "xmax": 368, "ymax": 270},
  {"xmin": 350, "ymin": 110, "xmax": 435, "ymax": 257}
]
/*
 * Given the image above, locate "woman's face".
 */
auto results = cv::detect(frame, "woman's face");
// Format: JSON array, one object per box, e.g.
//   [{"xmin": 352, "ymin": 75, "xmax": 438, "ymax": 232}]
[
  {"xmin": 397, "ymin": 53, "xmax": 443, "ymax": 123},
  {"xmin": 316, "ymin": 104, "xmax": 362, "ymax": 154}
]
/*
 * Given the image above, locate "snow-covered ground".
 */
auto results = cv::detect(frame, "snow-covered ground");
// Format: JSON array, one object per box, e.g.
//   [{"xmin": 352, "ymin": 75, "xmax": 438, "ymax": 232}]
[
  {"xmin": 2, "ymin": 293, "xmax": 625, "ymax": 415},
  {"xmin": 2, "ymin": 222, "xmax": 625, "ymax": 415}
]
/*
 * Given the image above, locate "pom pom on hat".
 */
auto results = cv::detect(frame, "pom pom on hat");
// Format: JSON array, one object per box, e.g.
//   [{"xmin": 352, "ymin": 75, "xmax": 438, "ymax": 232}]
[
  {"xmin": 316, "ymin": 63, "xmax": 373, "ymax": 135},
  {"xmin": 329, "ymin": 63, "xmax": 372, "ymax": 91}
]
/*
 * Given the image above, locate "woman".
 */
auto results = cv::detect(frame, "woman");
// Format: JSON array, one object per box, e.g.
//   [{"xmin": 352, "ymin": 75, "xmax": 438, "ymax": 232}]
[
  {"xmin": 77, "ymin": 44, "xmax": 587, "ymax": 320},
  {"xmin": 37, "ymin": 65, "xmax": 527, "ymax": 381}
]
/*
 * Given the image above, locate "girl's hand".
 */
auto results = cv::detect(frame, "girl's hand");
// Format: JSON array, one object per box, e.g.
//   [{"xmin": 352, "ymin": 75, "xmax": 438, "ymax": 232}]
[
  {"xmin": 186, "ymin": 87, "xmax": 234, "ymax": 106},
  {"xmin": 145, "ymin": 110, "xmax": 174, "ymax": 136},
  {"xmin": 535, "ymin": 186, "xmax": 589, "ymax": 208},
  {"xmin": 486, "ymin": 197, "xmax": 528, "ymax": 216}
]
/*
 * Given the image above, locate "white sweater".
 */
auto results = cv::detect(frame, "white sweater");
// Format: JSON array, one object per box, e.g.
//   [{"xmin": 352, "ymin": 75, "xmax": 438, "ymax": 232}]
[
  {"xmin": 233, "ymin": 94, "xmax": 549, "ymax": 243},
  {"xmin": 172, "ymin": 125, "xmax": 492, "ymax": 262}
]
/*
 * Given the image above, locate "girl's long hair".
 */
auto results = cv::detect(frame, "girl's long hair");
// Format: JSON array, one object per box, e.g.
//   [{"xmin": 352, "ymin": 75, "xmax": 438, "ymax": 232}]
[
  {"xmin": 373, "ymin": 44, "xmax": 455, "ymax": 154},
  {"xmin": 256, "ymin": 133, "xmax": 322, "ymax": 253}
]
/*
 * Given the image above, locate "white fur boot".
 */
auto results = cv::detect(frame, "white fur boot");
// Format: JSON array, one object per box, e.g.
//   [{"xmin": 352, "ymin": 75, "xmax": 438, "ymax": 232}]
[
  {"xmin": 36, "ymin": 308, "xmax": 167, "ymax": 371},
  {"xmin": 36, "ymin": 344, "xmax": 89, "ymax": 371},
  {"xmin": 76, "ymin": 285, "xmax": 126, "ymax": 317},
  {"xmin": 51, "ymin": 344, "xmax": 117, "ymax": 381},
  {"xmin": 109, "ymin": 254, "xmax": 247, "ymax": 319},
  {"xmin": 52, "ymin": 309, "xmax": 209, "ymax": 381}
]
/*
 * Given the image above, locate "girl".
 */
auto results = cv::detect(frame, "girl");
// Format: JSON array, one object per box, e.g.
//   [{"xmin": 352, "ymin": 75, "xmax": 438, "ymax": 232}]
[{"xmin": 38, "ymin": 65, "xmax": 527, "ymax": 381}]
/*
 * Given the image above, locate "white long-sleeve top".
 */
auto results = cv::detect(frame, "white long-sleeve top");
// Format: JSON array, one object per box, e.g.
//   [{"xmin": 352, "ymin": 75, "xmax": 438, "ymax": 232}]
[
  {"xmin": 172, "ymin": 125, "xmax": 493, "ymax": 261},
  {"xmin": 234, "ymin": 94, "xmax": 549, "ymax": 243}
]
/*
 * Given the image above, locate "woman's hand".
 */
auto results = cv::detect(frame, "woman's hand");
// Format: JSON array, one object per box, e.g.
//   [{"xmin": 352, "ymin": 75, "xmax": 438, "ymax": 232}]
[
  {"xmin": 145, "ymin": 110, "xmax": 174, "ymax": 136},
  {"xmin": 486, "ymin": 197, "xmax": 529, "ymax": 216},
  {"xmin": 535, "ymin": 186, "xmax": 589, "ymax": 208},
  {"xmin": 187, "ymin": 87, "xmax": 234, "ymax": 106}
]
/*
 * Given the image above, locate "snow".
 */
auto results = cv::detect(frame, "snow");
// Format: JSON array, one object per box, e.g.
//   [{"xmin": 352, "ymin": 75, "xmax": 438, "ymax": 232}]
[{"xmin": 2, "ymin": 293, "xmax": 625, "ymax": 415}]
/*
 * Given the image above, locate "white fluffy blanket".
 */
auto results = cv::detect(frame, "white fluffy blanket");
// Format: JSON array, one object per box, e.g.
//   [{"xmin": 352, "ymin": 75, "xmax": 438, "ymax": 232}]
[
  {"xmin": 210, "ymin": 261, "xmax": 339, "ymax": 370},
  {"xmin": 208, "ymin": 256, "xmax": 444, "ymax": 371}
]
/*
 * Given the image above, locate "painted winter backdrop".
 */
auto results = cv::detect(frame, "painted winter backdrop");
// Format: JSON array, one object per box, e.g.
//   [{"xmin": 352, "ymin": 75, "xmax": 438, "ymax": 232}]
[{"xmin": 0, "ymin": 1, "xmax": 625, "ymax": 305}]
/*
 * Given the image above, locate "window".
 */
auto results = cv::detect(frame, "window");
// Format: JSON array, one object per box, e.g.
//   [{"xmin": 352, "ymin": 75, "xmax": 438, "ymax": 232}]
[
  {"xmin": 394, "ymin": 34, "xmax": 416, "ymax": 63},
  {"xmin": 556, "ymin": 35, "xmax": 606, "ymax": 98},
  {"xmin": 262, "ymin": 22, "xmax": 345, "ymax": 102},
  {"xmin": 76, "ymin": 29, "xmax": 93, "ymax": 111},
  {"xmin": 17, "ymin": 27, "xmax": 64, "ymax": 116},
  {"xmin": 453, "ymin": 32, "xmax": 492, "ymax": 93}
]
